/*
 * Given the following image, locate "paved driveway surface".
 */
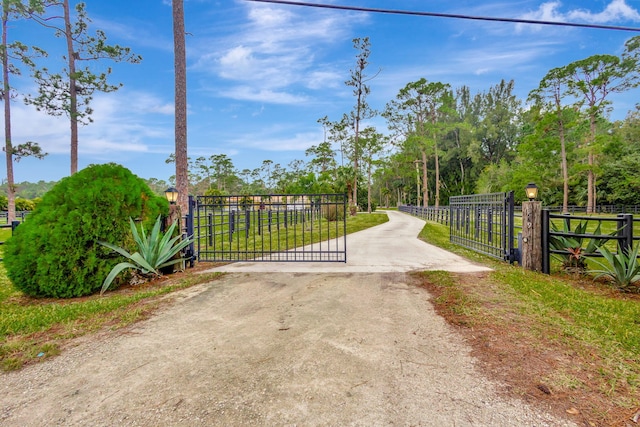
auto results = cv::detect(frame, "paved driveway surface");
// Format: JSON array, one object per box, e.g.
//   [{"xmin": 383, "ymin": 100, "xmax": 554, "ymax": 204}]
[
  {"xmin": 208, "ymin": 210, "xmax": 492, "ymax": 274},
  {"xmin": 0, "ymin": 212, "xmax": 574, "ymax": 426}
]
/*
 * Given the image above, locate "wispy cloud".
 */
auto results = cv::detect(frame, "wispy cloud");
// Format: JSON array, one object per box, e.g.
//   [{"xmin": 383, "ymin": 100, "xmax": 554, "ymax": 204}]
[
  {"xmin": 227, "ymin": 125, "xmax": 323, "ymax": 152},
  {"xmin": 191, "ymin": 0, "xmax": 365, "ymax": 104},
  {"xmin": 12, "ymin": 90, "xmax": 173, "ymax": 156}
]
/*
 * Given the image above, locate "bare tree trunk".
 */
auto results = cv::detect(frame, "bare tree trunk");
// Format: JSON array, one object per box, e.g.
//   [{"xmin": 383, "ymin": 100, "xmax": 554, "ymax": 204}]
[
  {"xmin": 434, "ymin": 139, "xmax": 440, "ymax": 209},
  {"xmin": 421, "ymin": 150, "xmax": 428, "ymax": 207},
  {"xmin": 367, "ymin": 162, "xmax": 372, "ymax": 213},
  {"xmin": 173, "ymin": 0, "xmax": 188, "ymax": 212},
  {"xmin": 560, "ymin": 124, "xmax": 569, "ymax": 214},
  {"xmin": 587, "ymin": 115, "xmax": 596, "ymax": 214},
  {"xmin": 62, "ymin": 0, "xmax": 79, "ymax": 174},
  {"xmin": 455, "ymin": 129, "xmax": 465, "ymax": 195},
  {"xmin": 352, "ymin": 102, "xmax": 360, "ymax": 212},
  {"xmin": 2, "ymin": 5, "xmax": 15, "ymax": 222}
]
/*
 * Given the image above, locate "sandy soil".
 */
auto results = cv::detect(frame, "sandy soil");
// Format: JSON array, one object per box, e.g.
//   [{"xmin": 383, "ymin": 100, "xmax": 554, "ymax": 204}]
[{"xmin": 0, "ymin": 271, "xmax": 575, "ymax": 426}]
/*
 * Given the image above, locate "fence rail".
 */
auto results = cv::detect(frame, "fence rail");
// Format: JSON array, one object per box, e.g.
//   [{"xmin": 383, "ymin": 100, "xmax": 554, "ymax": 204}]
[
  {"xmin": 541, "ymin": 212, "xmax": 638, "ymax": 274},
  {"xmin": 398, "ymin": 205, "xmax": 450, "ymax": 225},
  {"xmin": 0, "ymin": 211, "xmax": 30, "ymax": 224}
]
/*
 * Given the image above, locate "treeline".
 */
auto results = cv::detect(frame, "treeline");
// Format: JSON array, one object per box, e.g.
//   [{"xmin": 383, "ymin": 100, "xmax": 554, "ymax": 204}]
[{"xmin": 6, "ymin": 33, "xmax": 640, "ymax": 213}]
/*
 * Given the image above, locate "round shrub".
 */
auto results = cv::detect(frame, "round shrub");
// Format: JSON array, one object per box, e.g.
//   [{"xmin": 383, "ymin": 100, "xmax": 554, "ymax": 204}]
[{"xmin": 4, "ymin": 163, "xmax": 168, "ymax": 298}]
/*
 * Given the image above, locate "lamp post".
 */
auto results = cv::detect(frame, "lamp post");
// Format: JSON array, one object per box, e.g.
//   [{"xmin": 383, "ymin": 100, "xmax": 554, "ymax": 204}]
[{"xmin": 521, "ymin": 182, "xmax": 542, "ymax": 272}]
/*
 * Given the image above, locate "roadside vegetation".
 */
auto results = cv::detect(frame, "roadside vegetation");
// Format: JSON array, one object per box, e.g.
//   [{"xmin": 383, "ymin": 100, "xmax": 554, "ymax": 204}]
[
  {"xmin": 414, "ymin": 220, "xmax": 640, "ymax": 427},
  {"xmin": 0, "ymin": 211, "xmax": 387, "ymax": 372}
]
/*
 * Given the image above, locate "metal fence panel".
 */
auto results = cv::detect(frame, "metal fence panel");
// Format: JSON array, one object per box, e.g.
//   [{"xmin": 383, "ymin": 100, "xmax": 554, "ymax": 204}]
[
  {"xmin": 187, "ymin": 194, "xmax": 347, "ymax": 263},
  {"xmin": 398, "ymin": 205, "xmax": 450, "ymax": 225},
  {"xmin": 449, "ymin": 192, "xmax": 515, "ymax": 262}
]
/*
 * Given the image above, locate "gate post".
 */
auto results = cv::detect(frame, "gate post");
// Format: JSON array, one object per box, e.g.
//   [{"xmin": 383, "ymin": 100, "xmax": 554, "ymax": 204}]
[
  {"xmin": 617, "ymin": 214, "xmax": 634, "ymax": 255},
  {"xmin": 542, "ymin": 209, "xmax": 550, "ymax": 274},
  {"xmin": 521, "ymin": 201, "xmax": 542, "ymax": 272}
]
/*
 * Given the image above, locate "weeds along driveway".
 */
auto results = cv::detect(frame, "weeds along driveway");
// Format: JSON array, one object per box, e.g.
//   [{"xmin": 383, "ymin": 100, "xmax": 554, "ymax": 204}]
[{"xmin": 0, "ymin": 212, "xmax": 575, "ymax": 426}]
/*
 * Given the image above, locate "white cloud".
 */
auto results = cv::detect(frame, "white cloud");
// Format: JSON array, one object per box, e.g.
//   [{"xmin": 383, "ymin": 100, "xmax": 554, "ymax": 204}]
[
  {"xmin": 568, "ymin": 0, "xmax": 640, "ymax": 23},
  {"xmin": 517, "ymin": 0, "xmax": 640, "ymax": 32},
  {"xmin": 10, "ymin": 89, "xmax": 173, "ymax": 157},
  {"xmin": 229, "ymin": 129, "xmax": 323, "ymax": 152},
  {"xmin": 191, "ymin": 0, "xmax": 366, "ymax": 104},
  {"xmin": 218, "ymin": 86, "xmax": 309, "ymax": 104}
]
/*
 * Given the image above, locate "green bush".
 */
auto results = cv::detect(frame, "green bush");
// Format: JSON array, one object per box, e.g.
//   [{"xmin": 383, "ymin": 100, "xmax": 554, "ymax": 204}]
[
  {"xmin": 4, "ymin": 163, "xmax": 168, "ymax": 298},
  {"xmin": 322, "ymin": 204, "xmax": 345, "ymax": 221},
  {"xmin": 15, "ymin": 198, "xmax": 35, "ymax": 211}
]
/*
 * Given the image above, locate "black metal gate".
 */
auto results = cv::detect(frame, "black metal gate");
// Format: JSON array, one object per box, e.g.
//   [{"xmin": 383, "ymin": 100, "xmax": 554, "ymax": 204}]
[
  {"xmin": 449, "ymin": 191, "xmax": 516, "ymax": 262},
  {"xmin": 185, "ymin": 194, "xmax": 347, "ymax": 262}
]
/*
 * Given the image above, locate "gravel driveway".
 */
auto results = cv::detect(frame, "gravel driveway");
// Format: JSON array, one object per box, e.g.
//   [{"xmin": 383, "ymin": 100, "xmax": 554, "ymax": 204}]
[{"xmin": 0, "ymin": 212, "xmax": 575, "ymax": 426}]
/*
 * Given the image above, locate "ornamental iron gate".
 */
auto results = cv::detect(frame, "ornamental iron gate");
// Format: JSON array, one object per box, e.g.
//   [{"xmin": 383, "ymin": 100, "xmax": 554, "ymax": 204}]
[
  {"xmin": 449, "ymin": 191, "xmax": 516, "ymax": 263},
  {"xmin": 186, "ymin": 194, "xmax": 347, "ymax": 263}
]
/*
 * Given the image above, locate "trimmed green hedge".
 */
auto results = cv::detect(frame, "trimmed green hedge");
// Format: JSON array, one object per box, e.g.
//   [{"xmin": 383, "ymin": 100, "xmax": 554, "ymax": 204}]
[{"xmin": 4, "ymin": 164, "xmax": 168, "ymax": 298}]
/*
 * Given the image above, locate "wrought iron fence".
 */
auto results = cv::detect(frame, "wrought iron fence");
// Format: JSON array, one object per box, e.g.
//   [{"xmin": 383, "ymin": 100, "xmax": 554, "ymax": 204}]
[
  {"xmin": 541, "ymin": 211, "xmax": 638, "ymax": 274},
  {"xmin": 449, "ymin": 192, "xmax": 516, "ymax": 262},
  {"xmin": 398, "ymin": 205, "xmax": 450, "ymax": 225},
  {"xmin": 186, "ymin": 194, "xmax": 347, "ymax": 262}
]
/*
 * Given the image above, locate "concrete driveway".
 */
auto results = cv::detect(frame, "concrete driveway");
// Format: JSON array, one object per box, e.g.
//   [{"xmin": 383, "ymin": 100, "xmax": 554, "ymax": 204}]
[
  {"xmin": 207, "ymin": 210, "xmax": 492, "ymax": 274},
  {"xmin": 1, "ymin": 211, "xmax": 578, "ymax": 427}
]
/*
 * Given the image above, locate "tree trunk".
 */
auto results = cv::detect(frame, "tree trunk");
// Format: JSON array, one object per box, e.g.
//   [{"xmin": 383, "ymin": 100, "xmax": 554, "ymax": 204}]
[
  {"xmin": 421, "ymin": 150, "xmax": 428, "ymax": 207},
  {"xmin": 455, "ymin": 129, "xmax": 465, "ymax": 195},
  {"xmin": 560, "ymin": 122, "xmax": 569, "ymax": 214},
  {"xmin": 173, "ymin": 0, "xmax": 188, "ymax": 212},
  {"xmin": 367, "ymin": 162, "xmax": 372, "ymax": 213},
  {"xmin": 587, "ymin": 115, "xmax": 596, "ymax": 214},
  {"xmin": 63, "ymin": 0, "xmax": 78, "ymax": 174},
  {"xmin": 434, "ymin": 139, "xmax": 440, "ymax": 209},
  {"xmin": 2, "ymin": 5, "xmax": 15, "ymax": 222}
]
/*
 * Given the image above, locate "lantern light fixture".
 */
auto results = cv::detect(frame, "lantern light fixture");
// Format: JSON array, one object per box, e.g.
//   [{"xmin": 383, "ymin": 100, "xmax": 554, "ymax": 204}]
[
  {"xmin": 164, "ymin": 187, "xmax": 179, "ymax": 205},
  {"xmin": 525, "ymin": 182, "xmax": 539, "ymax": 201}
]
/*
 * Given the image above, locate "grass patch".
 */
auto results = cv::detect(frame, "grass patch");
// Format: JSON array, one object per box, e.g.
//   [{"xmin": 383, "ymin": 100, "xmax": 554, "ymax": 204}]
[
  {"xmin": 0, "ymin": 262, "xmax": 224, "ymax": 372},
  {"xmin": 414, "ymin": 218, "xmax": 640, "ymax": 426}
]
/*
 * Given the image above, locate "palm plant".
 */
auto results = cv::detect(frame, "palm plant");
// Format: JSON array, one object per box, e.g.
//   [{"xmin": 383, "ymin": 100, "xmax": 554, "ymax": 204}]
[
  {"xmin": 590, "ymin": 244, "xmax": 640, "ymax": 292},
  {"xmin": 98, "ymin": 216, "xmax": 193, "ymax": 295}
]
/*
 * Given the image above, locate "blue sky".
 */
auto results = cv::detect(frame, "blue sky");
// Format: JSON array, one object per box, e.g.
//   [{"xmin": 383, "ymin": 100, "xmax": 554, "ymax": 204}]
[{"xmin": 5, "ymin": 0, "xmax": 640, "ymax": 184}]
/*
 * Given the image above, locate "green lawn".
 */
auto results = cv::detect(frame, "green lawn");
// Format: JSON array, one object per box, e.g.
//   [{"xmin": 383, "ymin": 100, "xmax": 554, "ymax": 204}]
[{"xmin": 417, "ymin": 219, "xmax": 640, "ymax": 421}]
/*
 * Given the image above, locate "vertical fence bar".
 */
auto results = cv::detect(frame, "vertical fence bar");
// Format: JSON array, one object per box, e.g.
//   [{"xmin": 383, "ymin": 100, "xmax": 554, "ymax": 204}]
[
  {"xmin": 245, "ymin": 209, "xmax": 250, "ymax": 239},
  {"xmin": 187, "ymin": 195, "xmax": 195, "ymax": 267},
  {"xmin": 542, "ymin": 209, "xmax": 550, "ymax": 274},
  {"xmin": 507, "ymin": 191, "xmax": 515, "ymax": 262},
  {"xmin": 617, "ymin": 213, "xmax": 634, "ymax": 255},
  {"xmin": 208, "ymin": 213, "xmax": 213, "ymax": 247},
  {"xmin": 229, "ymin": 209, "xmax": 236, "ymax": 243}
]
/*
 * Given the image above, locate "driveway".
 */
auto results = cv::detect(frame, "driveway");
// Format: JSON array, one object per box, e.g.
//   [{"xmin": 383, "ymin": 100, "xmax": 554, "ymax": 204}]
[
  {"xmin": 209, "ymin": 210, "xmax": 492, "ymax": 273},
  {"xmin": 0, "ymin": 211, "xmax": 573, "ymax": 426}
]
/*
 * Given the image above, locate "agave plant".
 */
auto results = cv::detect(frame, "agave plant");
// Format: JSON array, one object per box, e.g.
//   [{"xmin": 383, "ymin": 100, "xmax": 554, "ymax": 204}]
[
  {"xmin": 98, "ymin": 216, "xmax": 193, "ymax": 295},
  {"xmin": 549, "ymin": 219, "xmax": 612, "ymax": 273},
  {"xmin": 590, "ymin": 244, "xmax": 640, "ymax": 292}
]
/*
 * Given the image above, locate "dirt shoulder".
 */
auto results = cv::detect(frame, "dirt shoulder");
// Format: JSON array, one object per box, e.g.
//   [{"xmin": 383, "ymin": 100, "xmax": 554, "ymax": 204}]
[
  {"xmin": 412, "ymin": 270, "xmax": 640, "ymax": 427},
  {"xmin": 1, "ymin": 271, "xmax": 574, "ymax": 426}
]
